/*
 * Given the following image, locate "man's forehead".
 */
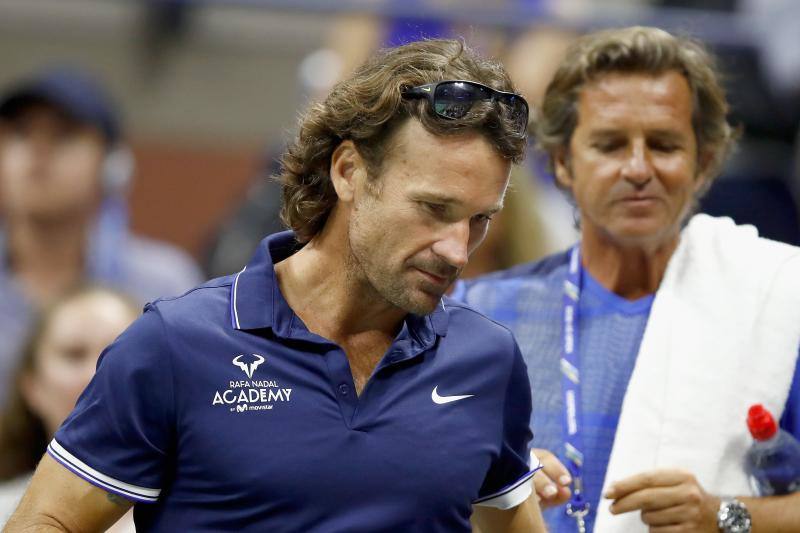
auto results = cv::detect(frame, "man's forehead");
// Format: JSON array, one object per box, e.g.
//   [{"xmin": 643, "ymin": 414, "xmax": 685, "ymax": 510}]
[
  {"xmin": 576, "ymin": 71, "xmax": 694, "ymax": 127},
  {"xmin": 1, "ymin": 101, "xmax": 85, "ymax": 131},
  {"xmin": 385, "ymin": 119, "xmax": 496, "ymax": 159},
  {"xmin": 376, "ymin": 119, "xmax": 510, "ymax": 204}
]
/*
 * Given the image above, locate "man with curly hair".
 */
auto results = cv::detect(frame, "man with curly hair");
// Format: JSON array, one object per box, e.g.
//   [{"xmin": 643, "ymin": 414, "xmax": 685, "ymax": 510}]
[{"xmin": 6, "ymin": 40, "xmax": 545, "ymax": 532}]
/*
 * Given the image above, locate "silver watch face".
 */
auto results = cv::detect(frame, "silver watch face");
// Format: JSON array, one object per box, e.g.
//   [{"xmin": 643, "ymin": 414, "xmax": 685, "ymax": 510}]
[{"xmin": 718, "ymin": 499, "xmax": 752, "ymax": 533}]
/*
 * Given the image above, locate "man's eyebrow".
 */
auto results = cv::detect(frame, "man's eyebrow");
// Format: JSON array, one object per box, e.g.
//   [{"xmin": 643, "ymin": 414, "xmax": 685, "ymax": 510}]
[
  {"xmin": 411, "ymin": 191, "xmax": 504, "ymax": 214},
  {"xmin": 646, "ymin": 129, "xmax": 687, "ymax": 141},
  {"xmin": 587, "ymin": 128, "xmax": 686, "ymax": 140},
  {"xmin": 411, "ymin": 191, "xmax": 461, "ymax": 204},
  {"xmin": 586, "ymin": 129, "xmax": 624, "ymax": 138}
]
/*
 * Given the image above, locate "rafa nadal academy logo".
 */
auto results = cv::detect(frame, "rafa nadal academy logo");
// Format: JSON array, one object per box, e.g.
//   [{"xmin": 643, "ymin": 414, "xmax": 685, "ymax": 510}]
[
  {"xmin": 212, "ymin": 352, "xmax": 293, "ymax": 413},
  {"xmin": 232, "ymin": 353, "xmax": 265, "ymax": 378}
]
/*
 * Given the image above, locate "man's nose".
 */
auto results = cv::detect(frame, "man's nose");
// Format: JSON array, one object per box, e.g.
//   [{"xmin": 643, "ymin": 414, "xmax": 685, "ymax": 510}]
[
  {"xmin": 621, "ymin": 142, "xmax": 654, "ymax": 186},
  {"xmin": 22, "ymin": 130, "xmax": 58, "ymax": 169},
  {"xmin": 431, "ymin": 220, "xmax": 470, "ymax": 270}
]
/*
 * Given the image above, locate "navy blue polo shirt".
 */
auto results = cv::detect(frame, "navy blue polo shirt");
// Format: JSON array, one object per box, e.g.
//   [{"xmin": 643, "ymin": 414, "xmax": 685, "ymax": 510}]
[{"xmin": 50, "ymin": 232, "xmax": 536, "ymax": 532}]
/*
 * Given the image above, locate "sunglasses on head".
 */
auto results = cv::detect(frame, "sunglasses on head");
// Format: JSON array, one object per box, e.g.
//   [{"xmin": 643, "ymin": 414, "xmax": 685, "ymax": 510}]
[{"xmin": 401, "ymin": 80, "xmax": 529, "ymax": 137}]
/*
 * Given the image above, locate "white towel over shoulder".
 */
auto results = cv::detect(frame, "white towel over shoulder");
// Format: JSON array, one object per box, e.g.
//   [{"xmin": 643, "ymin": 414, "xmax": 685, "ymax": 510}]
[{"xmin": 594, "ymin": 214, "xmax": 800, "ymax": 533}]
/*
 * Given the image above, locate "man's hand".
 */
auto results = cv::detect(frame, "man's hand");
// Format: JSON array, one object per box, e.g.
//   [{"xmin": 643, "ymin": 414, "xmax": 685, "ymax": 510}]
[
  {"xmin": 531, "ymin": 448, "xmax": 572, "ymax": 508},
  {"xmin": 604, "ymin": 469, "xmax": 720, "ymax": 532}
]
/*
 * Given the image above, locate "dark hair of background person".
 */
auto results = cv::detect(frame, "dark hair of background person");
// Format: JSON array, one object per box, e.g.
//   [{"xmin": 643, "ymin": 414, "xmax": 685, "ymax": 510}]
[
  {"xmin": 278, "ymin": 38, "xmax": 527, "ymax": 244},
  {"xmin": 0, "ymin": 286, "xmax": 137, "ymax": 481},
  {"xmin": 535, "ymin": 26, "xmax": 739, "ymax": 195}
]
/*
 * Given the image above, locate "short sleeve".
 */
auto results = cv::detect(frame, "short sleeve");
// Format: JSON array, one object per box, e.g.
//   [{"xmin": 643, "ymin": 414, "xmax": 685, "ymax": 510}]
[
  {"xmin": 473, "ymin": 342, "xmax": 538, "ymax": 509},
  {"xmin": 48, "ymin": 303, "xmax": 175, "ymax": 503}
]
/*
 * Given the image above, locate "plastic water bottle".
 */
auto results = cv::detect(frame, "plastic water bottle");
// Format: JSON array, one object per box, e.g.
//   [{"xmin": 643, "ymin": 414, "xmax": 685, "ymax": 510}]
[{"xmin": 744, "ymin": 404, "xmax": 800, "ymax": 496}]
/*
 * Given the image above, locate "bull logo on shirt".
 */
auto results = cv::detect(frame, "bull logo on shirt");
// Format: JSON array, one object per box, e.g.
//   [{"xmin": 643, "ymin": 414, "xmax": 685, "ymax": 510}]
[
  {"xmin": 213, "ymin": 354, "xmax": 292, "ymax": 412},
  {"xmin": 232, "ymin": 353, "xmax": 265, "ymax": 378}
]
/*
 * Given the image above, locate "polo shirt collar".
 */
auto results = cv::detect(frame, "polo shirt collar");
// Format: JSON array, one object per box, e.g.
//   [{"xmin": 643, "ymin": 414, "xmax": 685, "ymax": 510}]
[
  {"xmin": 229, "ymin": 231, "xmax": 296, "ymax": 333},
  {"xmin": 230, "ymin": 231, "xmax": 449, "ymax": 340}
]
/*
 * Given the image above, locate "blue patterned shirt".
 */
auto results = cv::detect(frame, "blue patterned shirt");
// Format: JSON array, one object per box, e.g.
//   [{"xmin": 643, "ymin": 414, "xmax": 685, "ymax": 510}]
[{"xmin": 453, "ymin": 250, "xmax": 800, "ymax": 532}]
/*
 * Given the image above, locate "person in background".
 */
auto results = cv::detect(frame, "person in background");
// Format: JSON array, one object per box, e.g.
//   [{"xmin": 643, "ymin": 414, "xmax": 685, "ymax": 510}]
[
  {"xmin": 0, "ymin": 286, "xmax": 139, "ymax": 531},
  {"xmin": 0, "ymin": 67, "xmax": 203, "ymax": 403},
  {"xmin": 454, "ymin": 26, "xmax": 800, "ymax": 532},
  {"xmin": 6, "ymin": 40, "xmax": 545, "ymax": 532}
]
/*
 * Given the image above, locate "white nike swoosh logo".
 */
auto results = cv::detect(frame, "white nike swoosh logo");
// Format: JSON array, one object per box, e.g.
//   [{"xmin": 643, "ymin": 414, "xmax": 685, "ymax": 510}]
[{"xmin": 431, "ymin": 386, "xmax": 474, "ymax": 405}]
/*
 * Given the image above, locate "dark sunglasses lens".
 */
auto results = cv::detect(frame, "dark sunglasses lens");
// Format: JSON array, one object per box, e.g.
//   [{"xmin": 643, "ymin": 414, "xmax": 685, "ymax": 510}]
[
  {"xmin": 433, "ymin": 82, "xmax": 488, "ymax": 119},
  {"xmin": 429, "ymin": 82, "xmax": 528, "ymax": 135},
  {"xmin": 499, "ymin": 95, "xmax": 529, "ymax": 133}
]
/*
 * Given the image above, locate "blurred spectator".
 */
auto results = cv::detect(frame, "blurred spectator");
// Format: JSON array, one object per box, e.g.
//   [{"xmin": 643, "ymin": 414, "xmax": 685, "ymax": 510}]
[
  {"xmin": 0, "ymin": 286, "xmax": 138, "ymax": 531},
  {"xmin": 0, "ymin": 66, "xmax": 203, "ymax": 406},
  {"xmin": 203, "ymin": 149, "xmax": 284, "ymax": 278},
  {"xmin": 503, "ymin": 25, "xmax": 580, "ymax": 253}
]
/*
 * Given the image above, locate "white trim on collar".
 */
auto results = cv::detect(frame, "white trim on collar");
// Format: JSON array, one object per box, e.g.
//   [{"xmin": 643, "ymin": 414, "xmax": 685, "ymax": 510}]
[{"xmin": 231, "ymin": 265, "xmax": 247, "ymax": 329}]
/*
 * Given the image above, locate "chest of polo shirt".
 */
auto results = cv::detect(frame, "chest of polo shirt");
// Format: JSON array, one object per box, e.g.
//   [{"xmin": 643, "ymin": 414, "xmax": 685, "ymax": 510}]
[
  {"xmin": 158, "ymin": 310, "xmax": 505, "ymax": 530},
  {"xmin": 49, "ymin": 233, "xmax": 530, "ymax": 532}
]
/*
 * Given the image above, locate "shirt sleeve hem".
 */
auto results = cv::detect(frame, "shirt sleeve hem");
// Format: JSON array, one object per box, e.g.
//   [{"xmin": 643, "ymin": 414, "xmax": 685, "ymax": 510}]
[
  {"xmin": 47, "ymin": 439, "xmax": 160, "ymax": 503},
  {"xmin": 472, "ymin": 468, "xmax": 538, "ymax": 510}
]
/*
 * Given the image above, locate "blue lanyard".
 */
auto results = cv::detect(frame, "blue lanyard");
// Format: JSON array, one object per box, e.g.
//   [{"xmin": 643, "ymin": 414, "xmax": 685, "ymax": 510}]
[{"xmin": 561, "ymin": 246, "xmax": 589, "ymax": 531}]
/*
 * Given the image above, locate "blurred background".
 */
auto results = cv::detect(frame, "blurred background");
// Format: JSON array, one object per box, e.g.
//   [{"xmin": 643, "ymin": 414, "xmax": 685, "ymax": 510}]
[{"xmin": 1, "ymin": 0, "xmax": 798, "ymax": 268}]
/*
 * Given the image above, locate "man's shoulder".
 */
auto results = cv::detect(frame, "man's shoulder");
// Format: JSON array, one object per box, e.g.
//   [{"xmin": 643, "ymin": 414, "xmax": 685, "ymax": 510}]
[
  {"xmin": 469, "ymin": 250, "xmax": 569, "ymax": 285},
  {"xmin": 681, "ymin": 215, "xmax": 800, "ymax": 295},
  {"xmin": 442, "ymin": 297, "xmax": 516, "ymax": 338},
  {"xmin": 686, "ymin": 214, "xmax": 800, "ymax": 262},
  {"xmin": 439, "ymin": 298, "xmax": 523, "ymax": 371},
  {"xmin": 87, "ymin": 275, "xmax": 239, "ymax": 396},
  {"xmin": 145, "ymin": 274, "xmax": 235, "ymax": 328},
  {"xmin": 453, "ymin": 249, "xmax": 571, "ymax": 306}
]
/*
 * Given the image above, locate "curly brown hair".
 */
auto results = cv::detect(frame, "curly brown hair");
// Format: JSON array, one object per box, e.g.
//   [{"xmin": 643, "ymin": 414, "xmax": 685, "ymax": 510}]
[
  {"xmin": 278, "ymin": 38, "xmax": 527, "ymax": 243},
  {"xmin": 536, "ymin": 26, "xmax": 738, "ymax": 190}
]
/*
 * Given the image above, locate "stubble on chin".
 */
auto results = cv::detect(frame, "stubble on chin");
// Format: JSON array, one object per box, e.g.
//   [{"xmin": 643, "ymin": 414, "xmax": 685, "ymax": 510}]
[
  {"xmin": 369, "ymin": 266, "xmax": 443, "ymax": 316},
  {"xmin": 346, "ymin": 235, "xmax": 447, "ymax": 316}
]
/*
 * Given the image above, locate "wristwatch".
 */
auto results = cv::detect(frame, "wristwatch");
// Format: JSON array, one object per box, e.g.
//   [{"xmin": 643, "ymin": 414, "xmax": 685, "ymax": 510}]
[{"xmin": 717, "ymin": 498, "xmax": 752, "ymax": 533}]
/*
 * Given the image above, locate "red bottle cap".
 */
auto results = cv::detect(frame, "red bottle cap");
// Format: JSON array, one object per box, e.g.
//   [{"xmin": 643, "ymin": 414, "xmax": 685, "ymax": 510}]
[{"xmin": 747, "ymin": 404, "xmax": 778, "ymax": 441}]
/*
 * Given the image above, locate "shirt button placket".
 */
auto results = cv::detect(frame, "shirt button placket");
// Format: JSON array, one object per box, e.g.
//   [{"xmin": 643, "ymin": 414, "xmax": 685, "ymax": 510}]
[{"xmin": 324, "ymin": 346, "xmax": 358, "ymax": 426}]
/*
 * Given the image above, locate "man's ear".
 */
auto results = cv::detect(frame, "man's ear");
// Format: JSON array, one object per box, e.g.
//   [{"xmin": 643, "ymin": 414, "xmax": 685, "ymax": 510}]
[
  {"xmin": 330, "ymin": 140, "xmax": 367, "ymax": 203},
  {"xmin": 553, "ymin": 147, "xmax": 573, "ymax": 190},
  {"xmin": 694, "ymin": 149, "xmax": 716, "ymax": 194}
]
